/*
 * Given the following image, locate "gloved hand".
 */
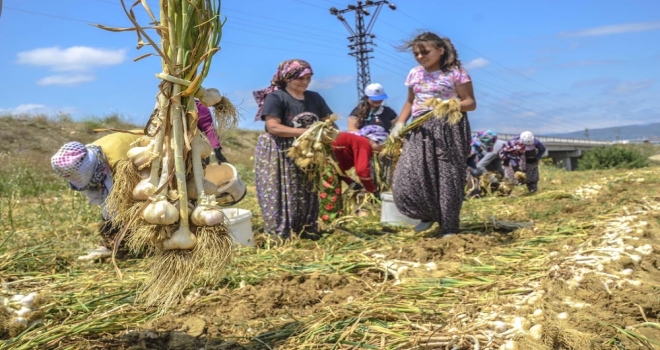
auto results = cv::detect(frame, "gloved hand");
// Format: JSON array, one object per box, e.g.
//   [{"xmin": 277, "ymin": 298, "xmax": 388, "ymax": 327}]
[
  {"xmin": 469, "ymin": 167, "xmax": 482, "ymax": 177},
  {"xmin": 214, "ymin": 147, "xmax": 228, "ymax": 164},
  {"xmin": 390, "ymin": 122, "xmax": 404, "ymax": 139}
]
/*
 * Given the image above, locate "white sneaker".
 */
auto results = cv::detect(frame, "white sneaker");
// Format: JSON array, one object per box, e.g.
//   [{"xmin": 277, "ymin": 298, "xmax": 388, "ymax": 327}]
[
  {"xmin": 78, "ymin": 246, "xmax": 112, "ymax": 261},
  {"xmin": 414, "ymin": 221, "xmax": 434, "ymax": 232}
]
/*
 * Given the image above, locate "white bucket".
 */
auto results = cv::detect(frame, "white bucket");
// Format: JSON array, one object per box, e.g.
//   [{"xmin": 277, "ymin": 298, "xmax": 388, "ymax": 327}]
[
  {"xmin": 205, "ymin": 163, "xmax": 247, "ymax": 206},
  {"xmin": 221, "ymin": 208, "xmax": 254, "ymax": 247},
  {"xmin": 380, "ymin": 192, "xmax": 420, "ymax": 226}
]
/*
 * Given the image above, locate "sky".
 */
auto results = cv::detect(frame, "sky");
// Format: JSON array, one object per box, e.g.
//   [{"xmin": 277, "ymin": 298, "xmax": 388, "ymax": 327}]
[{"xmin": 1, "ymin": 0, "xmax": 660, "ymax": 136}]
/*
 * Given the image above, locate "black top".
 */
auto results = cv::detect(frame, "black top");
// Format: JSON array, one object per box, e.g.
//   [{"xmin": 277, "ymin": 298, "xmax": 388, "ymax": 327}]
[
  {"xmin": 349, "ymin": 105, "xmax": 397, "ymax": 132},
  {"xmin": 261, "ymin": 89, "xmax": 333, "ymax": 128}
]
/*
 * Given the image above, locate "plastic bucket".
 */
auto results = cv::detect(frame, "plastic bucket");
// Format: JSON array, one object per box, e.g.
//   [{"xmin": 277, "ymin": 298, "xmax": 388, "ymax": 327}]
[
  {"xmin": 380, "ymin": 192, "xmax": 420, "ymax": 227},
  {"xmin": 221, "ymin": 208, "xmax": 254, "ymax": 247},
  {"xmin": 205, "ymin": 163, "xmax": 247, "ymax": 206}
]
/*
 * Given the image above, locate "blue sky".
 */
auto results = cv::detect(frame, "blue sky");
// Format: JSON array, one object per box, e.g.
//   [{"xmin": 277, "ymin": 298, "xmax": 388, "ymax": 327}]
[{"xmin": 1, "ymin": 0, "xmax": 659, "ymax": 135}]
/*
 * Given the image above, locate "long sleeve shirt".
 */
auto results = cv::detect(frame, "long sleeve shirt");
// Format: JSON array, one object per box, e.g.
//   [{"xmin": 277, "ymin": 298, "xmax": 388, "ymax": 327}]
[
  {"xmin": 196, "ymin": 100, "xmax": 221, "ymax": 149},
  {"xmin": 475, "ymin": 139, "xmax": 506, "ymax": 176},
  {"xmin": 331, "ymin": 133, "xmax": 376, "ymax": 193}
]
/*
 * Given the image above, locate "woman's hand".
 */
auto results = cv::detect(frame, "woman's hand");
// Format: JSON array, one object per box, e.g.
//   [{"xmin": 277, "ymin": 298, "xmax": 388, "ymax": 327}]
[{"xmin": 265, "ymin": 116, "xmax": 306, "ymax": 138}]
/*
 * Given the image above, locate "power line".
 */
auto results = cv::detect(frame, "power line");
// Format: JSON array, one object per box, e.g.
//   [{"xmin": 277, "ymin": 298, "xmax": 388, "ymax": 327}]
[{"xmin": 329, "ymin": 1, "xmax": 397, "ymax": 99}]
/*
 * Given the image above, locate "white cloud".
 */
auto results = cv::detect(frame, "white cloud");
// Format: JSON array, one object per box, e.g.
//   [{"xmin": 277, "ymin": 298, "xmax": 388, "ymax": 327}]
[
  {"xmin": 464, "ymin": 58, "xmax": 490, "ymax": 69},
  {"xmin": 0, "ymin": 104, "xmax": 48, "ymax": 114},
  {"xmin": 561, "ymin": 21, "xmax": 660, "ymax": 37},
  {"xmin": 17, "ymin": 46, "xmax": 127, "ymax": 71},
  {"xmin": 610, "ymin": 79, "xmax": 653, "ymax": 95},
  {"xmin": 38, "ymin": 74, "xmax": 96, "ymax": 86},
  {"xmin": 309, "ymin": 75, "xmax": 352, "ymax": 90}
]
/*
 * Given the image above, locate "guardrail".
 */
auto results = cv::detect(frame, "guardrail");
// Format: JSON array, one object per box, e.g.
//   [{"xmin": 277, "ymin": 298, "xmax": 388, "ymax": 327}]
[{"xmin": 473, "ymin": 133, "xmax": 613, "ymax": 146}]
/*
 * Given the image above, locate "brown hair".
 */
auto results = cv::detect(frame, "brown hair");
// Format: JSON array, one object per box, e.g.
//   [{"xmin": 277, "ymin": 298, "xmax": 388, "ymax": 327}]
[
  {"xmin": 400, "ymin": 31, "xmax": 461, "ymax": 72},
  {"xmin": 352, "ymin": 96, "xmax": 372, "ymax": 129}
]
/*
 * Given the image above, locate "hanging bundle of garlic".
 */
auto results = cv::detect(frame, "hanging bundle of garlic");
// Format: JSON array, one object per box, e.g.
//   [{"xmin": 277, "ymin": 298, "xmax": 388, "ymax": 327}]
[
  {"xmin": 95, "ymin": 0, "xmax": 235, "ymax": 313},
  {"xmin": 286, "ymin": 115, "xmax": 339, "ymax": 186}
]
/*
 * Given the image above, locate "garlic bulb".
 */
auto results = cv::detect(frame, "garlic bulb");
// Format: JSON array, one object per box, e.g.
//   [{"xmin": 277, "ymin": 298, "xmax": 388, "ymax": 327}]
[
  {"xmin": 19, "ymin": 293, "xmax": 36, "ymax": 308},
  {"xmin": 133, "ymin": 178, "xmax": 156, "ymax": 201},
  {"xmin": 15, "ymin": 307, "xmax": 31, "ymax": 317},
  {"xmin": 190, "ymin": 205, "xmax": 225, "ymax": 227},
  {"xmin": 197, "ymin": 87, "xmax": 223, "ymax": 106},
  {"xmin": 127, "ymin": 140, "xmax": 155, "ymax": 168},
  {"xmin": 143, "ymin": 198, "xmax": 178, "ymax": 225},
  {"xmin": 163, "ymin": 226, "xmax": 198, "ymax": 250}
]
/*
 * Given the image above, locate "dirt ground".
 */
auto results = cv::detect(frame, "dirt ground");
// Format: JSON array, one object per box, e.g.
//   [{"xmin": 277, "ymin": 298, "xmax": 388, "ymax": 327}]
[{"xmin": 91, "ymin": 215, "xmax": 660, "ymax": 350}]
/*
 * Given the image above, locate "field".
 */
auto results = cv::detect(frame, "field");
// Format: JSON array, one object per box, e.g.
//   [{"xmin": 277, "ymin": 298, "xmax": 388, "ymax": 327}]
[{"xmin": 2, "ymin": 115, "xmax": 660, "ymax": 349}]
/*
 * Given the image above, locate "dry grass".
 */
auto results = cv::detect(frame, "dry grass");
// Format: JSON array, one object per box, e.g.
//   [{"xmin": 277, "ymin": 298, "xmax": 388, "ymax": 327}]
[{"xmin": 2, "ymin": 116, "xmax": 660, "ymax": 349}]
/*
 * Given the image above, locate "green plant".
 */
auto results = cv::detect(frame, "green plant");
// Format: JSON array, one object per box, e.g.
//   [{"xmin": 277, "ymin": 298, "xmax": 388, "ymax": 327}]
[{"xmin": 578, "ymin": 145, "xmax": 648, "ymax": 170}]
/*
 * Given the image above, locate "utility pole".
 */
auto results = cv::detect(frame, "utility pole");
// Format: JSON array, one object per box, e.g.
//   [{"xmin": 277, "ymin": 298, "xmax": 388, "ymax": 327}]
[{"xmin": 329, "ymin": 1, "xmax": 396, "ymax": 100}]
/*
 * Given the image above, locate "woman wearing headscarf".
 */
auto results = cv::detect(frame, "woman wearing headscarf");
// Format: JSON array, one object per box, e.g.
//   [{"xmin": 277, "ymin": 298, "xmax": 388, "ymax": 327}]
[
  {"xmin": 51, "ymin": 132, "xmax": 144, "ymax": 260},
  {"xmin": 466, "ymin": 130, "xmax": 504, "ymax": 197},
  {"xmin": 499, "ymin": 131, "xmax": 546, "ymax": 193},
  {"xmin": 252, "ymin": 59, "xmax": 334, "ymax": 240}
]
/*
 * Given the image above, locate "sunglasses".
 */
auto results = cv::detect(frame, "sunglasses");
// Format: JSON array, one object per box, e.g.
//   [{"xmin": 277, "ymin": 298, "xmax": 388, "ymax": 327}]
[{"xmin": 413, "ymin": 50, "xmax": 432, "ymax": 57}]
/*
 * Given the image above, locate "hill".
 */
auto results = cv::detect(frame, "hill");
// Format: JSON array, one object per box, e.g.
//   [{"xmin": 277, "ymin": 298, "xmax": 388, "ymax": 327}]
[
  {"xmin": 548, "ymin": 122, "xmax": 660, "ymax": 141},
  {"xmin": 0, "ymin": 113, "xmax": 260, "ymax": 180}
]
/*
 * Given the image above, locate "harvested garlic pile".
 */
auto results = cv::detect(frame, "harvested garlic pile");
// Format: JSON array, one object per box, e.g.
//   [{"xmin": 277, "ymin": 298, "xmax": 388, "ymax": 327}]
[{"xmin": 2, "ymin": 292, "xmax": 41, "ymax": 329}]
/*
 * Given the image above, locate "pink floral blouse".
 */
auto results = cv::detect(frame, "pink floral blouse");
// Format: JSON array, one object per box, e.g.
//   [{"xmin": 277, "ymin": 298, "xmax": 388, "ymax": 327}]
[{"xmin": 404, "ymin": 66, "xmax": 472, "ymax": 119}]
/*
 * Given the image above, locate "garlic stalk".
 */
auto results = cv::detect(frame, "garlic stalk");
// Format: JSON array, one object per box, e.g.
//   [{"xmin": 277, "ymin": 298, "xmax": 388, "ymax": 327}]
[
  {"xmin": 162, "ymin": 85, "xmax": 196, "ymax": 250},
  {"xmin": 189, "ymin": 116, "xmax": 225, "ymax": 227},
  {"xmin": 133, "ymin": 96, "xmax": 169, "ymax": 201}
]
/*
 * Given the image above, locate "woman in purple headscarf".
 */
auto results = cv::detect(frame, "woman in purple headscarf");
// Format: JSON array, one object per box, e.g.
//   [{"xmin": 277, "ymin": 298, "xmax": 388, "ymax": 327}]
[{"xmin": 252, "ymin": 59, "xmax": 334, "ymax": 240}]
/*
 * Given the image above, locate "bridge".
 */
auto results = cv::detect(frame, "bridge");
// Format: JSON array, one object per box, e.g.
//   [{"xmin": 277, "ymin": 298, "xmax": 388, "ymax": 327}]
[{"xmin": 488, "ymin": 133, "xmax": 613, "ymax": 171}]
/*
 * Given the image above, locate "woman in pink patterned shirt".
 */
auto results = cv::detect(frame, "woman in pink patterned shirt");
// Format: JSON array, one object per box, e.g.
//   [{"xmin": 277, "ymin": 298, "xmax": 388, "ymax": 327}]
[{"xmin": 391, "ymin": 32, "xmax": 477, "ymax": 236}]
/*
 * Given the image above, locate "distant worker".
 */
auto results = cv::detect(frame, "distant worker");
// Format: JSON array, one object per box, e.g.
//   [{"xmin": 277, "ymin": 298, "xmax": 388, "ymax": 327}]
[
  {"xmin": 499, "ymin": 131, "xmax": 546, "ymax": 193},
  {"xmin": 466, "ymin": 130, "xmax": 505, "ymax": 197},
  {"xmin": 347, "ymin": 83, "xmax": 398, "ymax": 133}
]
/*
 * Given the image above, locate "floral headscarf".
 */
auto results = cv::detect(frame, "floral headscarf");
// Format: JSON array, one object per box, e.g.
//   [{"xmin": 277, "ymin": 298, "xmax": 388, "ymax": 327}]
[
  {"xmin": 498, "ymin": 138, "xmax": 527, "ymax": 170},
  {"xmin": 51, "ymin": 142, "xmax": 113, "ymax": 198},
  {"xmin": 470, "ymin": 130, "xmax": 498, "ymax": 156},
  {"xmin": 358, "ymin": 125, "xmax": 388, "ymax": 145},
  {"xmin": 252, "ymin": 59, "xmax": 314, "ymax": 121}
]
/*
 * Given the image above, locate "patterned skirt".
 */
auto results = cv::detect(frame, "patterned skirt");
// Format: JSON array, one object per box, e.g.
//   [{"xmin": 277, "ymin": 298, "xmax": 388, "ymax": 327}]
[
  {"xmin": 392, "ymin": 114, "xmax": 471, "ymax": 235},
  {"xmin": 254, "ymin": 133, "xmax": 319, "ymax": 238}
]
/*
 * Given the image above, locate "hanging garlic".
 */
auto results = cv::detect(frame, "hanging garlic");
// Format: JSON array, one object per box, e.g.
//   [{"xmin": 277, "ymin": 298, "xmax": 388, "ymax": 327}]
[
  {"xmin": 142, "ymin": 156, "xmax": 177, "ymax": 225},
  {"xmin": 133, "ymin": 178, "xmax": 157, "ymax": 201},
  {"xmin": 195, "ymin": 87, "xmax": 223, "ymax": 106},
  {"xmin": 127, "ymin": 139, "xmax": 156, "ymax": 168},
  {"xmin": 190, "ymin": 204, "xmax": 225, "ymax": 227},
  {"xmin": 143, "ymin": 196, "xmax": 179, "ymax": 225},
  {"xmin": 163, "ymin": 225, "xmax": 198, "ymax": 250}
]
